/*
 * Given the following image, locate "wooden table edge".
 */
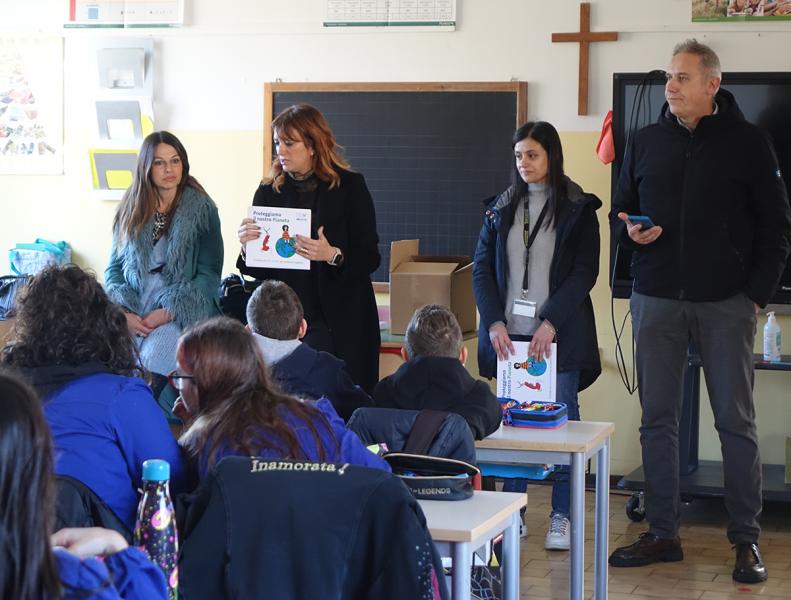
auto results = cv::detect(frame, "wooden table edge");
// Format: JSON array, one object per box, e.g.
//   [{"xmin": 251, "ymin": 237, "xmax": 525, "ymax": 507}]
[{"xmin": 475, "ymin": 421, "xmax": 615, "ymax": 453}]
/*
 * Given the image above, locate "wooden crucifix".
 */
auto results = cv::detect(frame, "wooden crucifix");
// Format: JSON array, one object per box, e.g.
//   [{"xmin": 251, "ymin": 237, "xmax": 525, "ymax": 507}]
[{"xmin": 552, "ymin": 2, "xmax": 618, "ymax": 116}]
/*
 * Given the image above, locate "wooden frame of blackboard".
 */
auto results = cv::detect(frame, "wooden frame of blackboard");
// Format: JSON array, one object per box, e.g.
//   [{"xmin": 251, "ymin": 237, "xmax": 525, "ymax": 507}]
[{"xmin": 262, "ymin": 81, "xmax": 528, "ymax": 176}]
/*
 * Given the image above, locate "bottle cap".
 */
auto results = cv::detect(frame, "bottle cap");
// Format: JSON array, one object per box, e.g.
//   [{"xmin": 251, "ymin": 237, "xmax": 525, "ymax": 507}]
[{"xmin": 142, "ymin": 459, "xmax": 170, "ymax": 481}]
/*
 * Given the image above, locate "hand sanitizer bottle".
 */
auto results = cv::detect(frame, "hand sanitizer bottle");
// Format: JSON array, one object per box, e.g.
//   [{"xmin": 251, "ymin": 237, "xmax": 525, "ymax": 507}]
[{"xmin": 763, "ymin": 311, "xmax": 781, "ymax": 363}]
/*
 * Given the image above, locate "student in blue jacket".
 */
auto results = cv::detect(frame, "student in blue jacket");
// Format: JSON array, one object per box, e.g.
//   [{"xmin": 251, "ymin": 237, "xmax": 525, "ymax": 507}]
[
  {"xmin": 1, "ymin": 265, "xmax": 188, "ymax": 535},
  {"xmin": 174, "ymin": 316, "xmax": 389, "ymax": 479},
  {"xmin": 0, "ymin": 369, "xmax": 167, "ymax": 600}
]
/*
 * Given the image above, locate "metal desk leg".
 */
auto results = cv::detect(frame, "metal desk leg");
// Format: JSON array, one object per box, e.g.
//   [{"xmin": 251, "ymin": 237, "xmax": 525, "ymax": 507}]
[
  {"xmin": 570, "ymin": 452, "xmax": 585, "ymax": 600},
  {"xmin": 452, "ymin": 541, "xmax": 471, "ymax": 600},
  {"xmin": 502, "ymin": 511, "xmax": 520, "ymax": 600},
  {"xmin": 594, "ymin": 438, "xmax": 610, "ymax": 600}
]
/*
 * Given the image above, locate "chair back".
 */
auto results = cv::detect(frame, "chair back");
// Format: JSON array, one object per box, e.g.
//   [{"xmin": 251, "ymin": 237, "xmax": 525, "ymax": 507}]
[
  {"xmin": 54, "ymin": 475, "xmax": 132, "ymax": 542},
  {"xmin": 177, "ymin": 457, "xmax": 448, "ymax": 600},
  {"xmin": 347, "ymin": 407, "xmax": 476, "ymax": 464}
]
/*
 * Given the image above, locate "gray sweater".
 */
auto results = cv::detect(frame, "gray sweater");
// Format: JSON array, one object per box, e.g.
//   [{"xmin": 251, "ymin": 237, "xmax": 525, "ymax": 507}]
[{"xmin": 503, "ymin": 182, "xmax": 555, "ymax": 335}]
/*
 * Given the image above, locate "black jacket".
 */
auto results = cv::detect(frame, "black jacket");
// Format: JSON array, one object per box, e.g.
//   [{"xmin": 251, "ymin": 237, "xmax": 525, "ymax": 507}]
[
  {"xmin": 272, "ymin": 343, "xmax": 373, "ymax": 422},
  {"xmin": 238, "ymin": 168, "xmax": 381, "ymax": 393},
  {"xmin": 610, "ymin": 88, "xmax": 791, "ymax": 307},
  {"xmin": 347, "ymin": 407, "xmax": 477, "ymax": 464},
  {"xmin": 372, "ymin": 356, "xmax": 501, "ymax": 440},
  {"xmin": 473, "ymin": 179, "xmax": 602, "ymax": 390},
  {"xmin": 177, "ymin": 457, "xmax": 448, "ymax": 600}
]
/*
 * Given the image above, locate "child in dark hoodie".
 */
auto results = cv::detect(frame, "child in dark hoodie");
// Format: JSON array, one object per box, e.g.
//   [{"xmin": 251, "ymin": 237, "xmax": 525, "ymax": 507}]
[
  {"xmin": 373, "ymin": 304, "xmax": 501, "ymax": 440},
  {"xmin": 246, "ymin": 280, "xmax": 372, "ymax": 422}
]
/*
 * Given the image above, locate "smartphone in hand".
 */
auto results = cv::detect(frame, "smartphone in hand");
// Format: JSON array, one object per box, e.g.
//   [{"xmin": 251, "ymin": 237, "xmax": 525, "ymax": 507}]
[{"xmin": 626, "ymin": 215, "xmax": 656, "ymax": 230}]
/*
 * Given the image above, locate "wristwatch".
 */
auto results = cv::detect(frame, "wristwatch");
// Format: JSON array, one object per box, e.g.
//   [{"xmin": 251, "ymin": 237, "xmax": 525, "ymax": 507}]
[{"xmin": 327, "ymin": 247, "xmax": 345, "ymax": 267}]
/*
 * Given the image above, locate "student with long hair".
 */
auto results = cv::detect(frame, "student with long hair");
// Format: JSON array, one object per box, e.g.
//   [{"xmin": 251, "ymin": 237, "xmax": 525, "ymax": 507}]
[
  {"xmin": 1, "ymin": 265, "xmax": 187, "ymax": 535},
  {"xmin": 0, "ymin": 369, "xmax": 167, "ymax": 600},
  {"xmin": 174, "ymin": 316, "xmax": 389, "ymax": 478},
  {"xmin": 236, "ymin": 104, "xmax": 381, "ymax": 393},
  {"xmin": 473, "ymin": 121, "xmax": 602, "ymax": 550},
  {"xmin": 106, "ymin": 130, "xmax": 223, "ymax": 396}
]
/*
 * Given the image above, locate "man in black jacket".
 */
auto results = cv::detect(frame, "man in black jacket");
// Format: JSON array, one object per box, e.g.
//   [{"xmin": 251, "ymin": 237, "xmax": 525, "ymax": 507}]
[
  {"xmin": 373, "ymin": 303, "xmax": 502, "ymax": 441},
  {"xmin": 608, "ymin": 39, "xmax": 791, "ymax": 583}
]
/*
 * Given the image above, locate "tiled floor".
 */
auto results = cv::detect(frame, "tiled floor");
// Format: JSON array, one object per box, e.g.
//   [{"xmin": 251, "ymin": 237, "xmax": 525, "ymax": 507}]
[{"xmin": 518, "ymin": 482, "xmax": 791, "ymax": 599}]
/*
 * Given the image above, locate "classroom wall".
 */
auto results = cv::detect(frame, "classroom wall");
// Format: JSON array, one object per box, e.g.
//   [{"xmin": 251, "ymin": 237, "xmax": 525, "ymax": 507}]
[{"xmin": 2, "ymin": 0, "xmax": 791, "ymax": 475}]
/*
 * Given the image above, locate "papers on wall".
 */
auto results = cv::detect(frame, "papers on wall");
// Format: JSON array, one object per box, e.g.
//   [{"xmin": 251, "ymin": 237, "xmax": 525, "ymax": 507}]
[
  {"xmin": 496, "ymin": 341, "xmax": 558, "ymax": 403},
  {"xmin": 89, "ymin": 148, "xmax": 138, "ymax": 192},
  {"xmin": 96, "ymin": 99, "xmax": 154, "ymax": 141},
  {"xmin": 90, "ymin": 39, "xmax": 154, "ymax": 200},
  {"xmin": 692, "ymin": 0, "xmax": 791, "ymax": 21},
  {"xmin": 324, "ymin": 0, "xmax": 455, "ymax": 28},
  {"xmin": 66, "ymin": 0, "xmax": 184, "ymax": 28},
  {"xmin": 0, "ymin": 36, "xmax": 63, "ymax": 175},
  {"xmin": 245, "ymin": 206, "xmax": 311, "ymax": 271}
]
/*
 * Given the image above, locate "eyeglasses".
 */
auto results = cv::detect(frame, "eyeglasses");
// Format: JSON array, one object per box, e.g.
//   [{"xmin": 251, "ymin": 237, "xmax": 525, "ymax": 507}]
[{"xmin": 167, "ymin": 370, "xmax": 193, "ymax": 391}]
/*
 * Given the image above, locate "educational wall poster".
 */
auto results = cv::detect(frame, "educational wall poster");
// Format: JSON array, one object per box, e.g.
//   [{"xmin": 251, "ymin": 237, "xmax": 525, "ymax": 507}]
[
  {"xmin": 324, "ymin": 0, "xmax": 456, "ymax": 28},
  {"xmin": 245, "ymin": 206, "xmax": 311, "ymax": 271},
  {"xmin": 692, "ymin": 0, "xmax": 791, "ymax": 20},
  {"xmin": 496, "ymin": 341, "xmax": 557, "ymax": 403},
  {"xmin": 66, "ymin": 0, "xmax": 184, "ymax": 28},
  {"xmin": 0, "ymin": 36, "xmax": 63, "ymax": 175}
]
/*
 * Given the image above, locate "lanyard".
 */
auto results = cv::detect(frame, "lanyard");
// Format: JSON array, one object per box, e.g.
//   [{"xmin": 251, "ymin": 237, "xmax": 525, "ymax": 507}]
[{"xmin": 521, "ymin": 198, "xmax": 550, "ymax": 295}]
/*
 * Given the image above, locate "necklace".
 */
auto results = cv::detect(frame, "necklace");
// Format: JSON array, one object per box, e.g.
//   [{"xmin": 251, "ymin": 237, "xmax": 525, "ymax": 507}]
[{"xmin": 153, "ymin": 210, "xmax": 169, "ymax": 242}]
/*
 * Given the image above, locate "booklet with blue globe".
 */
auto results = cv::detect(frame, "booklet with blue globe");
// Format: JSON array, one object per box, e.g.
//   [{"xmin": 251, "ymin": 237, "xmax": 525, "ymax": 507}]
[
  {"xmin": 245, "ymin": 206, "xmax": 311, "ymax": 270},
  {"xmin": 496, "ymin": 341, "xmax": 557, "ymax": 403}
]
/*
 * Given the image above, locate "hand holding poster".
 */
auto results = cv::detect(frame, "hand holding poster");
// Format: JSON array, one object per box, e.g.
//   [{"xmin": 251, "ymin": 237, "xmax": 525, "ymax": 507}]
[
  {"xmin": 496, "ymin": 341, "xmax": 557, "ymax": 403},
  {"xmin": 245, "ymin": 206, "xmax": 311, "ymax": 270}
]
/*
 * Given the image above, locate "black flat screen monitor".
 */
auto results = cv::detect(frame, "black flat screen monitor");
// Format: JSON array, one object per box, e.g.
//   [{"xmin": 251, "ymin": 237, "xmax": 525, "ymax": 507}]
[{"xmin": 610, "ymin": 71, "xmax": 791, "ymax": 304}]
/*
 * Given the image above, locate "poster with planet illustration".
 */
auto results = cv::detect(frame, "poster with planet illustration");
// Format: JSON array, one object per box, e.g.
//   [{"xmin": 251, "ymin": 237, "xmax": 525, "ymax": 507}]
[
  {"xmin": 496, "ymin": 341, "xmax": 557, "ymax": 403},
  {"xmin": 245, "ymin": 206, "xmax": 311, "ymax": 270}
]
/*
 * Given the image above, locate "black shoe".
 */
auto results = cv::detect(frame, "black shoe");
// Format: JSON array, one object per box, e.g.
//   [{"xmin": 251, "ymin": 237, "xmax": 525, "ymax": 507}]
[
  {"xmin": 608, "ymin": 532, "xmax": 684, "ymax": 567},
  {"xmin": 733, "ymin": 543, "xmax": 767, "ymax": 583}
]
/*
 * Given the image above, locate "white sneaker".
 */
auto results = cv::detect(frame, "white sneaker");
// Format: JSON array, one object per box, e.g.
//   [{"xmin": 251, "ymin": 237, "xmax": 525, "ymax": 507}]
[{"xmin": 544, "ymin": 514, "xmax": 570, "ymax": 550}]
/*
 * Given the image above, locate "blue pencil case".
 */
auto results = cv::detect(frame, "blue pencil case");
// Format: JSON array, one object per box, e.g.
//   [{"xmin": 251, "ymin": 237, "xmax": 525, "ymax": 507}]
[{"xmin": 500, "ymin": 400, "xmax": 568, "ymax": 429}]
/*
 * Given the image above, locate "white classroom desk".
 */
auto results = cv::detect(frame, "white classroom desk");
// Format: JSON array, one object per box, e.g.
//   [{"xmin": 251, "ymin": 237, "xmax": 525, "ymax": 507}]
[
  {"xmin": 419, "ymin": 491, "xmax": 525, "ymax": 600},
  {"xmin": 476, "ymin": 420, "xmax": 615, "ymax": 600}
]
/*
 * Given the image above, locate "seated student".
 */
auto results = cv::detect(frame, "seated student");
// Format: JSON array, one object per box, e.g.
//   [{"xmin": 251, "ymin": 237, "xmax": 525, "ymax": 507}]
[
  {"xmin": 0, "ymin": 265, "xmax": 187, "ymax": 535},
  {"xmin": 246, "ymin": 280, "xmax": 372, "ymax": 422},
  {"xmin": 174, "ymin": 316, "xmax": 390, "ymax": 478},
  {"xmin": 373, "ymin": 304, "xmax": 501, "ymax": 440},
  {"xmin": 0, "ymin": 368, "xmax": 167, "ymax": 600}
]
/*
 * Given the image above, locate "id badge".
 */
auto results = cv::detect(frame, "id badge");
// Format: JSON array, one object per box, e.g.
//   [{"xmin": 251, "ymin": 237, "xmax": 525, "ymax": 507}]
[{"xmin": 512, "ymin": 298, "xmax": 536, "ymax": 318}]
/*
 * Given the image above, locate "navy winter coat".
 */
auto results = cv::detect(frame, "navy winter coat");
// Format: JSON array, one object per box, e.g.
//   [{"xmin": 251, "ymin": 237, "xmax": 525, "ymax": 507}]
[
  {"xmin": 372, "ymin": 356, "xmax": 501, "ymax": 440},
  {"xmin": 610, "ymin": 88, "xmax": 791, "ymax": 307},
  {"xmin": 473, "ymin": 178, "xmax": 602, "ymax": 391},
  {"xmin": 177, "ymin": 457, "xmax": 448, "ymax": 600},
  {"xmin": 271, "ymin": 343, "xmax": 373, "ymax": 422}
]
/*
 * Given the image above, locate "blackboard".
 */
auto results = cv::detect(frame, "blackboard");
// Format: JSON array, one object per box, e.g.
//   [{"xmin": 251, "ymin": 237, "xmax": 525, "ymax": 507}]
[{"xmin": 264, "ymin": 82, "xmax": 528, "ymax": 283}]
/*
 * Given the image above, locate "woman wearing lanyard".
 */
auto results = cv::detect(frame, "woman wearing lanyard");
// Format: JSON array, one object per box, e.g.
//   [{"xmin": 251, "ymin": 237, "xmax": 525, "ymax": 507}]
[{"xmin": 472, "ymin": 121, "xmax": 602, "ymax": 550}]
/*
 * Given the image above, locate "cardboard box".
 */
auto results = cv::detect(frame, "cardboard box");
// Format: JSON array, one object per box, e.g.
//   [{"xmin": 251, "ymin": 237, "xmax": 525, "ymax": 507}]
[{"xmin": 389, "ymin": 240, "xmax": 476, "ymax": 335}]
